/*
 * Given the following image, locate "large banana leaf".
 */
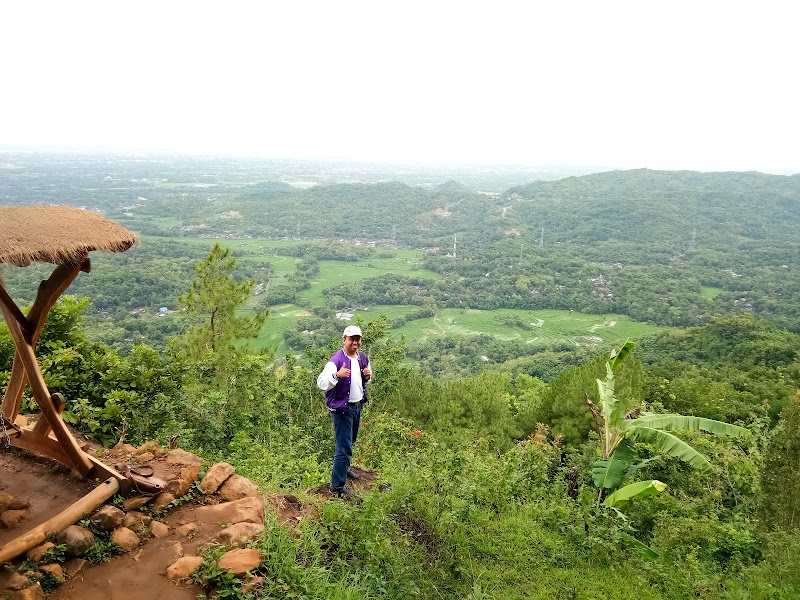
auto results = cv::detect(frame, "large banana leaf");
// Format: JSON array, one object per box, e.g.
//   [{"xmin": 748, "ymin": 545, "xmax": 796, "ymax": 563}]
[
  {"xmin": 631, "ymin": 414, "xmax": 750, "ymax": 439},
  {"xmin": 626, "ymin": 426, "xmax": 712, "ymax": 472},
  {"xmin": 597, "ymin": 341, "xmax": 635, "ymax": 434},
  {"xmin": 597, "ymin": 367, "xmax": 628, "ymax": 434},
  {"xmin": 620, "ymin": 532, "xmax": 659, "ymax": 559},
  {"xmin": 608, "ymin": 340, "xmax": 635, "ymax": 371},
  {"xmin": 604, "ymin": 479, "xmax": 667, "ymax": 508},
  {"xmin": 592, "ymin": 439, "xmax": 636, "ymax": 489}
]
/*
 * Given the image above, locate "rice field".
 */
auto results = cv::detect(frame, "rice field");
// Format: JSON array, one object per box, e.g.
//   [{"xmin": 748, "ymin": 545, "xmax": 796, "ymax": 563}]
[{"xmin": 179, "ymin": 237, "xmax": 666, "ymax": 356}]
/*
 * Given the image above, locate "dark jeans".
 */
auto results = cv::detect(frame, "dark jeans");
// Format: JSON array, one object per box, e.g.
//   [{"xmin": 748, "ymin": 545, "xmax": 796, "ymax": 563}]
[{"xmin": 330, "ymin": 401, "xmax": 362, "ymax": 490}]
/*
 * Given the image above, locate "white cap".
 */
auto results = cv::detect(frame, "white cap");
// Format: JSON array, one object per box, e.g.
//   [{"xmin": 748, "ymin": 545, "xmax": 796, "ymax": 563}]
[{"xmin": 343, "ymin": 325, "xmax": 362, "ymax": 337}]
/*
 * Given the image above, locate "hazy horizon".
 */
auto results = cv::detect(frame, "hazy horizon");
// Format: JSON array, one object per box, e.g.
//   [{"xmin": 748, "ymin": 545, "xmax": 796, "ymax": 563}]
[{"xmin": 2, "ymin": 2, "xmax": 798, "ymax": 175}]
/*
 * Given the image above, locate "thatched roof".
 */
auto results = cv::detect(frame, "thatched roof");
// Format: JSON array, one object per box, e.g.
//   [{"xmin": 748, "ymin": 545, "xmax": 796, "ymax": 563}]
[{"xmin": 0, "ymin": 206, "xmax": 137, "ymax": 267}]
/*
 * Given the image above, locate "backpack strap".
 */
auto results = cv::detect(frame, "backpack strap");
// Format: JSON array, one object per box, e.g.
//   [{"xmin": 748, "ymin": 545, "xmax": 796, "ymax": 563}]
[{"xmin": 358, "ymin": 351, "xmax": 369, "ymax": 403}]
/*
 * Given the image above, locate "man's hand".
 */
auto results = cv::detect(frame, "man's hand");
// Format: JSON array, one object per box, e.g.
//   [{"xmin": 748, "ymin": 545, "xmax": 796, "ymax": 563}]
[
  {"xmin": 363, "ymin": 366, "xmax": 372, "ymax": 381},
  {"xmin": 336, "ymin": 365, "xmax": 351, "ymax": 378}
]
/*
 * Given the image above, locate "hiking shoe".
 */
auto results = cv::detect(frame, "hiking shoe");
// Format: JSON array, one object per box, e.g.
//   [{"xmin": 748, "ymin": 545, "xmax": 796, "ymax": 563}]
[
  {"xmin": 347, "ymin": 468, "xmax": 360, "ymax": 480},
  {"xmin": 331, "ymin": 486, "xmax": 358, "ymax": 501}
]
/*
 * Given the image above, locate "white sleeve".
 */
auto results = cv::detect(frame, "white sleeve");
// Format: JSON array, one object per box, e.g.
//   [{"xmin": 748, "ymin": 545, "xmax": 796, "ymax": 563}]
[{"xmin": 317, "ymin": 361, "xmax": 339, "ymax": 391}]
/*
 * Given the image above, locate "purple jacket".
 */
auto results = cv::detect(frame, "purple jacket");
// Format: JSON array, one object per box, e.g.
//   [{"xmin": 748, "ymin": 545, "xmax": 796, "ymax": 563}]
[{"xmin": 325, "ymin": 349, "xmax": 370, "ymax": 411}]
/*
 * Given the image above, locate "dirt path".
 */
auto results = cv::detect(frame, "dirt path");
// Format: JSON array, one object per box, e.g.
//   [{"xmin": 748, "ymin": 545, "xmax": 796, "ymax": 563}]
[
  {"xmin": 0, "ymin": 449, "xmax": 94, "ymax": 547},
  {"xmin": 1, "ymin": 447, "xmax": 382, "ymax": 600},
  {"xmin": 49, "ymin": 503, "xmax": 212, "ymax": 600}
]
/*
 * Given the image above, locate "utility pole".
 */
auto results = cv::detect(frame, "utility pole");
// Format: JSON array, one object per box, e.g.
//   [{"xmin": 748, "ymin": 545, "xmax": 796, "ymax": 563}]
[
  {"xmin": 392, "ymin": 224, "xmax": 396, "ymax": 243},
  {"xmin": 297, "ymin": 222, "xmax": 300, "ymax": 241},
  {"xmin": 540, "ymin": 227, "xmax": 544, "ymax": 249},
  {"xmin": 453, "ymin": 234, "xmax": 457, "ymax": 260}
]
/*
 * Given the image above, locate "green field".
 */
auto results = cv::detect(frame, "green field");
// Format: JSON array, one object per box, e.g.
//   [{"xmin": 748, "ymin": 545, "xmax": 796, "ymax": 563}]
[
  {"xmin": 390, "ymin": 308, "xmax": 663, "ymax": 346},
  {"xmin": 172, "ymin": 237, "xmax": 667, "ymax": 357},
  {"xmin": 701, "ymin": 286, "xmax": 724, "ymax": 299}
]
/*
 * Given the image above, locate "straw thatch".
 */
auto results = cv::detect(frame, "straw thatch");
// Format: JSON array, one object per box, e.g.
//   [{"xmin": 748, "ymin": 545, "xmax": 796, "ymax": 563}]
[{"xmin": 0, "ymin": 206, "xmax": 137, "ymax": 267}]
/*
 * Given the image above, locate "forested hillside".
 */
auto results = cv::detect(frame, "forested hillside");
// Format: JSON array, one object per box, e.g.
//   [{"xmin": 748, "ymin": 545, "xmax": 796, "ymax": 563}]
[{"xmin": 2, "ymin": 157, "xmax": 800, "ymax": 598}]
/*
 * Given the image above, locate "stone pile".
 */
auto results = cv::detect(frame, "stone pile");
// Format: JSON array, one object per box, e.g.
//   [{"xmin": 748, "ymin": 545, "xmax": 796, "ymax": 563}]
[
  {"xmin": 0, "ymin": 492, "xmax": 31, "ymax": 529},
  {"xmin": 1, "ymin": 441, "xmax": 272, "ymax": 599},
  {"xmin": 164, "ymin": 460, "xmax": 266, "ymax": 591}
]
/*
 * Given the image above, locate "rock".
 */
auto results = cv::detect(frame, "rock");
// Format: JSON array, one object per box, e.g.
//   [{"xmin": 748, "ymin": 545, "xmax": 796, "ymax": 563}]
[
  {"xmin": 200, "ymin": 462, "xmax": 235, "ymax": 494},
  {"xmin": 181, "ymin": 464, "xmax": 202, "ymax": 482},
  {"xmin": 26, "ymin": 542, "xmax": 55, "ymax": 562},
  {"xmin": 123, "ymin": 511, "xmax": 152, "ymax": 531},
  {"xmin": 149, "ymin": 521, "xmax": 169, "ymax": 537},
  {"xmin": 166, "ymin": 449, "xmax": 202, "ymax": 465},
  {"xmin": 39, "ymin": 563, "xmax": 64, "ymax": 582},
  {"xmin": 196, "ymin": 497, "xmax": 264, "ymax": 525},
  {"xmin": 151, "ymin": 492, "xmax": 176, "ymax": 513},
  {"xmin": 165, "ymin": 556, "xmax": 204, "ymax": 580},
  {"xmin": 216, "ymin": 522, "xmax": 264, "ymax": 546},
  {"xmin": 243, "ymin": 576, "xmax": 266, "ymax": 594},
  {"xmin": 8, "ymin": 497, "xmax": 30, "ymax": 511},
  {"xmin": 11, "ymin": 582, "xmax": 45, "ymax": 600},
  {"xmin": 123, "ymin": 496, "xmax": 152, "ymax": 511},
  {"xmin": 111, "ymin": 527, "xmax": 140, "ymax": 552},
  {"xmin": 136, "ymin": 451, "xmax": 155, "ymax": 462},
  {"xmin": 217, "ymin": 548, "xmax": 261, "ymax": 576},
  {"xmin": 177, "ymin": 523, "xmax": 198, "ymax": 537},
  {"xmin": 92, "ymin": 505, "xmax": 125, "ymax": 531},
  {"xmin": 170, "ymin": 542, "xmax": 184, "ymax": 560},
  {"xmin": 218, "ymin": 475, "xmax": 258, "ymax": 500},
  {"xmin": 0, "ymin": 492, "xmax": 13, "ymax": 512},
  {"xmin": 137, "ymin": 440, "xmax": 161, "ymax": 454},
  {"xmin": 56, "ymin": 525, "xmax": 94, "ymax": 557},
  {"xmin": 1, "ymin": 509, "xmax": 28, "ymax": 527},
  {"xmin": 164, "ymin": 478, "xmax": 191, "ymax": 497},
  {"xmin": 6, "ymin": 571, "xmax": 29, "ymax": 589},
  {"xmin": 63, "ymin": 558, "xmax": 88, "ymax": 579},
  {"xmin": 117, "ymin": 443, "xmax": 138, "ymax": 453}
]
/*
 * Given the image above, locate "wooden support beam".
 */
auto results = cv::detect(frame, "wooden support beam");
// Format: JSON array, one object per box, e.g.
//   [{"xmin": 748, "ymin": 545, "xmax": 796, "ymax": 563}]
[
  {"xmin": 10, "ymin": 429, "xmax": 72, "ymax": 467},
  {"xmin": 0, "ymin": 284, "xmax": 32, "ymax": 342},
  {"xmin": 2, "ymin": 261, "xmax": 85, "ymax": 421},
  {"xmin": 0, "ymin": 478, "xmax": 120, "ymax": 564},
  {"xmin": 31, "ymin": 394, "xmax": 66, "ymax": 437},
  {"xmin": 11, "ymin": 428, "xmax": 131, "ymax": 496},
  {"xmin": 0, "ymin": 304, "xmax": 91, "ymax": 475}
]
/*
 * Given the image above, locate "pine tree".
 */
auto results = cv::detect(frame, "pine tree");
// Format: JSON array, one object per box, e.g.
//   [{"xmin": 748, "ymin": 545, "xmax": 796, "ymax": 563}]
[{"xmin": 177, "ymin": 244, "xmax": 266, "ymax": 361}]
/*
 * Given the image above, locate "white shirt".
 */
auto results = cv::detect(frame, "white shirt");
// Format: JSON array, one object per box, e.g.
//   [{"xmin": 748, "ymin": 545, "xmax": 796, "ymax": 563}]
[{"xmin": 317, "ymin": 354, "xmax": 365, "ymax": 403}]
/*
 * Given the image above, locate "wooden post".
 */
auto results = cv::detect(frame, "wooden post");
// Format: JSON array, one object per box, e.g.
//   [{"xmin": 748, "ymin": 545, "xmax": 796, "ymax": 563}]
[
  {"xmin": 2, "ymin": 261, "xmax": 86, "ymax": 422},
  {"xmin": 0, "ymin": 277, "xmax": 91, "ymax": 475}
]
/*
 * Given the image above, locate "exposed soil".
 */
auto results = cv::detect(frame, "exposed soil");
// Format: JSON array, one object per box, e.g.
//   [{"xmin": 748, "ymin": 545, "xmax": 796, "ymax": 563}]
[
  {"xmin": 1, "ymin": 447, "xmax": 382, "ymax": 600},
  {"xmin": 0, "ymin": 449, "xmax": 94, "ymax": 547},
  {"xmin": 49, "ymin": 502, "xmax": 213, "ymax": 600}
]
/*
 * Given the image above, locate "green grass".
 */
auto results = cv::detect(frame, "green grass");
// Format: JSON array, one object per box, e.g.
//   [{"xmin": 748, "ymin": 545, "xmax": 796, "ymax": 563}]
[
  {"xmin": 701, "ymin": 286, "xmax": 724, "ymax": 299},
  {"xmin": 296, "ymin": 256, "xmax": 439, "ymax": 307},
  {"xmin": 385, "ymin": 308, "xmax": 663, "ymax": 347}
]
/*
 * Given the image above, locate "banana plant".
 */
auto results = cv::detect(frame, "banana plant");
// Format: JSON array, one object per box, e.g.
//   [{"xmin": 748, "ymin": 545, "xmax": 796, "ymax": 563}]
[
  {"xmin": 587, "ymin": 341, "xmax": 750, "ymax": 504},
  {"xmin": 584, "ymin": 341, "xmax": 751, "ymax": 558}
]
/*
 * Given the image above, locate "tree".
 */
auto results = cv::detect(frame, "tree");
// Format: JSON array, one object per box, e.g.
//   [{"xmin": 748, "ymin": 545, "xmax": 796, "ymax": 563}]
[{"xmin": 177, "ymin": 244, "xmax": 266, "ymax": 360}]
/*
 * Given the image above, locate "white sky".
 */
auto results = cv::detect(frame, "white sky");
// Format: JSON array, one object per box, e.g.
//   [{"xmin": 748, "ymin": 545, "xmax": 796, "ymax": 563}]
[{"xmin": 1, "ymin": 1, "xmax": 798, "ymax": 172}]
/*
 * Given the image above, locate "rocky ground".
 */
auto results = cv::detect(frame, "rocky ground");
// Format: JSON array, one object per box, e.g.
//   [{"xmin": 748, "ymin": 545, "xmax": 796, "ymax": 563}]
[{"xmin": 0, "ymin": 444, "xmax": 378, "ymax": 600}]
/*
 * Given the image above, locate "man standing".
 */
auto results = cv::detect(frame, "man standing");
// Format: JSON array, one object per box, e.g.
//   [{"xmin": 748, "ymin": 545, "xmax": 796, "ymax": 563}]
[{"xmin": 317, "ymin": 325, "xmax": 372, "ymax": 499}]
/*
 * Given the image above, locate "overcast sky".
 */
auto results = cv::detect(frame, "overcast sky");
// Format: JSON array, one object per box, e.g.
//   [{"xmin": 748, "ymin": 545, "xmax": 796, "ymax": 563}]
[{"xmin": 1, "ymin": 1, "xmax": 797, "ymax": 173}]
